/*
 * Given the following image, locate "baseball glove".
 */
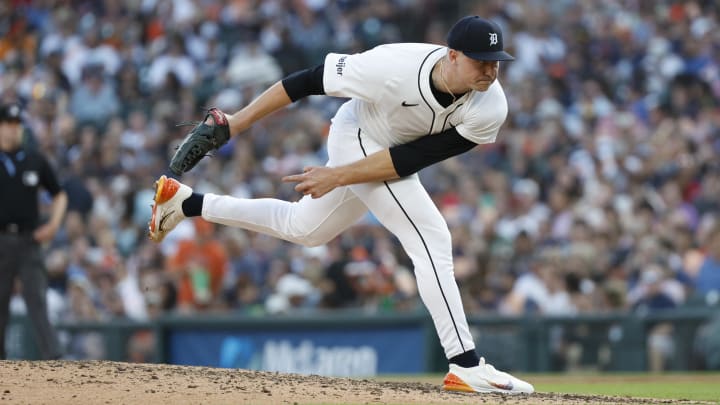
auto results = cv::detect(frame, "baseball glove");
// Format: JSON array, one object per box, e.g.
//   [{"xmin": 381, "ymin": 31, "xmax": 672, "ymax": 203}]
[{"xmin": 169, "ymin": 107, "xmax": 231, "ymax": 175}]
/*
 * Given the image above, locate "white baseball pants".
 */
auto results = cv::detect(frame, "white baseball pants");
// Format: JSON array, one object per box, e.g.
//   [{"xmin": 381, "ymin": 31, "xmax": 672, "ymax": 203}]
[{"xmin": 202, "ymin": 103, "xmax": 476, "ymax": 359}]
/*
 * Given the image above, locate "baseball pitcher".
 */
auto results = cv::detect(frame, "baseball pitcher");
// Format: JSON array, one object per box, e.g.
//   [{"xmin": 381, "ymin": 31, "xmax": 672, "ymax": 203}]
[{"xmin": 150, "ymin": 16, "xmax": 534, "ymax": 395}]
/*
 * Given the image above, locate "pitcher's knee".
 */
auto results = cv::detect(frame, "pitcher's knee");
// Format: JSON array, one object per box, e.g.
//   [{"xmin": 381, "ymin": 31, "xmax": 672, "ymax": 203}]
[
  {"xmin": 295, "ymin": 232, "xmax": 331, "ymax": 247},
  {"xmin": 286, "ymin": 224, "xmax": 332, "ymax": 247},
  {"xmin": 285, "ymin": 212, "xmax": 335, "ymax": 247}
]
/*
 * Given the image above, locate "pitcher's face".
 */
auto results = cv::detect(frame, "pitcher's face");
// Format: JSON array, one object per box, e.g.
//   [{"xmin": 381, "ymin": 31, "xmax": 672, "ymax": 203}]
[{"xmin": 456, "ymin": 52, "xmax": 499, "ymax": 92}]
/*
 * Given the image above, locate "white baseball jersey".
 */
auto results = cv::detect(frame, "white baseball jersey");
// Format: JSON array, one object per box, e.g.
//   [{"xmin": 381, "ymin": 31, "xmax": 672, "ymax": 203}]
[{"xmin": 323, "ymin": 43, "xmax": 509, "ymax": 148}]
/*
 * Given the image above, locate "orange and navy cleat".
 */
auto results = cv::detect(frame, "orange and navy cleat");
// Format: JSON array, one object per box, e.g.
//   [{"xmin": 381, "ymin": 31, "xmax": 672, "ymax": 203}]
[
  {"xmin": 148, "ymin": 175, "xmax": 192, "ymax": 243},
  {"xmin": 443, "ymin": 357, "xmax": 534, "ymax": 394}
]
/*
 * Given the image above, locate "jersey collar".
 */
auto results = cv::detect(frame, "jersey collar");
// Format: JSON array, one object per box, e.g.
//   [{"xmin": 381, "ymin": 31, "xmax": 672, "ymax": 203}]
[{"xmin": 419, "ymin": 47, "xmax": 473, "ymax": 111}]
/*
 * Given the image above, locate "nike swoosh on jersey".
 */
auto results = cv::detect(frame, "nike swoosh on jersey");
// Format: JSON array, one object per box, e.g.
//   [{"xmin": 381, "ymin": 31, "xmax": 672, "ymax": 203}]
[
  {"xmin": 158, "ymin": 210, "xmax": 175, "ymax": 232},
  {"xmin": 401, "ymin": 101, "xmax": 419, "ymax": 107}
]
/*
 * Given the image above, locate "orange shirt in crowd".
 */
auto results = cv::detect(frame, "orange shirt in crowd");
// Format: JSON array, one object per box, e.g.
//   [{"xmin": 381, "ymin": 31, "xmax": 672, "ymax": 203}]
[{"xmin": 167, "ymin": 218, "xmax": 228, "ymax": 309}]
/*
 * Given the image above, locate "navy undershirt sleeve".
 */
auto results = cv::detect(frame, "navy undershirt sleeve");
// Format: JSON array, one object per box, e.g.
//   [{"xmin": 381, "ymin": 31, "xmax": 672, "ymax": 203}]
[
  {"xmin": 281, "ymin": 63, "xmax": 325, "ymax": 102},
  {"xmin": 389, "ymin": 127, "xmax": 477, "ymax": 177}
]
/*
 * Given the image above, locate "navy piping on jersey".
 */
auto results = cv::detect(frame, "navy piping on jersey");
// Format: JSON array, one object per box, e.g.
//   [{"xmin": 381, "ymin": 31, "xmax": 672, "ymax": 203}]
[
  {"xmin": 417, "ymin": 47, "xmax": 445, "ymax": 135},
  {"xmin": 440, "ymin": 103, "xmax": 464, "ymax": 132},
  {"xmin": 356, "ymin": 128, "xmax": 466, "ymax": 353}
]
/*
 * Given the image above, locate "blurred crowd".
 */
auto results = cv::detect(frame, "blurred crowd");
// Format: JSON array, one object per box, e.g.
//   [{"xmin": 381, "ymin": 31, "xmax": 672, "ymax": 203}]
[{"xmin": 2, "ymin": 0, "xmax": 720, "ymax": 332}]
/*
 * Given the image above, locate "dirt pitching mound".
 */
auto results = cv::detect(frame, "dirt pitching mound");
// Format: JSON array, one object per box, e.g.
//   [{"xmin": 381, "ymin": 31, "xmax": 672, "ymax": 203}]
[{"xmin": 0, "ymin": 361, "xmax": 707, "ymax": 404}]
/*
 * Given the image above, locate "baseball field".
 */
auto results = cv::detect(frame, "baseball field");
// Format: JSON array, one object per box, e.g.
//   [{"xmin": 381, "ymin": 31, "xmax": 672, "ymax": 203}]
[{"xmin": 1, "ymin": 360, "xmax": 717, "ymax": 404}]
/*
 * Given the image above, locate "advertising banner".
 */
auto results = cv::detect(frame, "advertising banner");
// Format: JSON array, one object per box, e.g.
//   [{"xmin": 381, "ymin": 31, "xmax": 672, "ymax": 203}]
[{"xmin": 168, "ymin": 327, "xmax": 426, "ymax": 376}]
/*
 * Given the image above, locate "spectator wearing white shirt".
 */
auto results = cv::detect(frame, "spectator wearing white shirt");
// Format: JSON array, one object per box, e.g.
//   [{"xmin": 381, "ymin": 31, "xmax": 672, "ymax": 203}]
[
  {"xmin": 146, "ymin": 33, "xmax": 198, "ymax": 90},
  {"xmin": 69, "ymin": 65, "xmax": 120, "ymax": 128}
]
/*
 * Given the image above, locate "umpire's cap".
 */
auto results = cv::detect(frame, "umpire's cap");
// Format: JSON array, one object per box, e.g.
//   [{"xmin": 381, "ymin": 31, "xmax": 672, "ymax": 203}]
[
  {"xmin": 447, "ymin": 16, "xmax": 514, "ymax": 61},
  {"xmin": 0, "ymin": 102, "xmax": 23, "ymax": 123}
]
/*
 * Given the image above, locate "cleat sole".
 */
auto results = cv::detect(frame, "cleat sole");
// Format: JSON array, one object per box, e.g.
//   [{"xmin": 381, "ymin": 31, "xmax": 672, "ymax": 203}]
[
  {"xmin": 154, "ymin": 175, "xmax": 180, "ymax": 204},
  {"xmin": 148, "ymin": 176, "xmax": 167, "ymax": 241},
  {"xmin": 443, "ymin": 373, "xmax": 474, "ymax": 393}
]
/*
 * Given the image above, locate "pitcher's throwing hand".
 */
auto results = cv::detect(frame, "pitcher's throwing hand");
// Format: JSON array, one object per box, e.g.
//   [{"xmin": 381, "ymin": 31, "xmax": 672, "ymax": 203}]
[{"xmin": 283, "ymin": 166, "xmax": 340, "ymax": 199}]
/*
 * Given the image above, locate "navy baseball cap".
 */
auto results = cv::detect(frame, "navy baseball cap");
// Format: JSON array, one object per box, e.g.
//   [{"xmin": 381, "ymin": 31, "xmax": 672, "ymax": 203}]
[
  {"xmin": 447, "ymin": 16, "xmax": 514, "ymax": 61},
  {"xmin": 0, "ymin": 103, "xmax": 22, "ymax": 123}
]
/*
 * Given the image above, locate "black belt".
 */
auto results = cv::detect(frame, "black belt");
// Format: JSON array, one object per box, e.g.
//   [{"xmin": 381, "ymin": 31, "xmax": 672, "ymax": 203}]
[{"xmin": 0, "ymin": 223, "xmax": 34, "ymax": 235}]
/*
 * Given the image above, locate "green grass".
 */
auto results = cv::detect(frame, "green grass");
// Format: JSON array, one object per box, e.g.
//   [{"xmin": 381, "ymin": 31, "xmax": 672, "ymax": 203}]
[
  {"xmin": 380, "ymin": 372, "xmax": 720, "ymax": 402},
  {"xmin": 531, "ymin": 373, "xmax": 720, "ymax": 402}
]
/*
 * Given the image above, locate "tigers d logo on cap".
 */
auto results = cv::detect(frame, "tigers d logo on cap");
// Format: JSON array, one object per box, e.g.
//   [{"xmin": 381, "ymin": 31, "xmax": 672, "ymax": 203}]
[{"xmin": 489, "ymin": 32, "xmax": 498, "ymax": 46}]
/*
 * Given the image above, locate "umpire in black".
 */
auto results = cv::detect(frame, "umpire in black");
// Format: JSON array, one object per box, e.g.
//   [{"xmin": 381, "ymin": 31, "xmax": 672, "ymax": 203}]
[{"xmin": 0, "ymin": 102, "xmax": 66, "ymax": 360}]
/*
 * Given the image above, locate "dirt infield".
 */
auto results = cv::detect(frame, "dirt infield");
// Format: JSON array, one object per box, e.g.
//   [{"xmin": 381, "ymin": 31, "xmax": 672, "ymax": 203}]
[{"xmin": 0, "ymin": 360, "xmax": 710, "ymax": 404}]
